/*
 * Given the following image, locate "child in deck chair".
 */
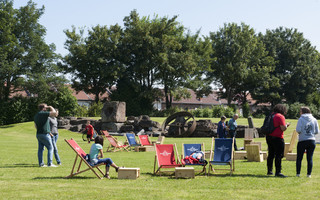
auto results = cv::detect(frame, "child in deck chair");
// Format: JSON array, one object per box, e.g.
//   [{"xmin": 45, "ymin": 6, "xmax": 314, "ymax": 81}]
[
  {"xmin": 89, "ymin": 135, "xmax": 120, "ymax": 179},
  {"xmin": 182, "ymin": 151, "xmax": 207, "ymax": 165}
]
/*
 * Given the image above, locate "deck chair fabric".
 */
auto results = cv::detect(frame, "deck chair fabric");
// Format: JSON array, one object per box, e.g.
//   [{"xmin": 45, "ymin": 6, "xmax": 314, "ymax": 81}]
[
  {"xmin": 65, "ymin": 138, "xmax": 105, "ymax": 179},
  {"xmin": 101, "ymin": 130, "xmax": 110, "ymax": 137},
  {"xmin": 208, "ymin": 137, "xmax": 234, "ymax": 175},
  {"xmin": 182, "ymin": 143, "xmax": 206, "ymax": 174},
  {"xmin": 125, "ymin": 133, "xmax": 141, "ymax": 149},
  {"xmin": 154, "ymin": 144, "xmax": 182, "ymax": 175},
  {"xmin": 138, "ymin": 135, "xmax": 152, "ymax": 146},
  {"xmin": 105, "ymin": 135, "xmax": 129, "ymax": 152}
]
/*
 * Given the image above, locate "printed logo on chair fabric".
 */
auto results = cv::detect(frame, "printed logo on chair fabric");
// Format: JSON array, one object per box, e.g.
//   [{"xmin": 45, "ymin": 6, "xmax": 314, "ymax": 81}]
[{"xmin": 160, "ymin": 151, "xmax": 171, "ymax": 156}]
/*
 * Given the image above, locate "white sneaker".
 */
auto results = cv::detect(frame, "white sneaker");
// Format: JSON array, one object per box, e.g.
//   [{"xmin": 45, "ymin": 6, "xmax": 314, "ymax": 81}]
[
  {"xmin": 296, "ymin": 174, "xmax": 300, "ymax": 177},
  {"xmin": 307, "ymin": 175, "xmax": 311, "ymax": 178},
  {"xmin": 49, "ymin": 164, "xmax": 58, "ymax": 167},
  {"xmin": 40, "ymin": 164, "xmax": 47, "ymax": 167}
]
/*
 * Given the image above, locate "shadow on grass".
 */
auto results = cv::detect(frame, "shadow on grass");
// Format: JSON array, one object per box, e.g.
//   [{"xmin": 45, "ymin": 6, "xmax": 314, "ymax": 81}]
[
  {"xmin": 0, "ymin": 163, "xmax": 39, "ymax": 168},
  {"xmin": 0, "ymin": 124, "xmax": 14, "ymax": 129},
  {"xmin": 33, "ymin": 176, "xmax": 98, "ymax": 180}
]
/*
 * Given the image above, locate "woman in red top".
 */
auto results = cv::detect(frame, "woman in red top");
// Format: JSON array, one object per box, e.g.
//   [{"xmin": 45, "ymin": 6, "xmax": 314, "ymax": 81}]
[{"xmin": 266, "ymin": 104, "xmax": 290, "ymax": 177}]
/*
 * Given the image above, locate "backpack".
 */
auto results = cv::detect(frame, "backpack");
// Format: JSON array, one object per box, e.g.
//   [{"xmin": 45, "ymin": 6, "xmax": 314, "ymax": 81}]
[{"xmin": 260, "ymin": 113, "xmax": 276, "ymax": 135}]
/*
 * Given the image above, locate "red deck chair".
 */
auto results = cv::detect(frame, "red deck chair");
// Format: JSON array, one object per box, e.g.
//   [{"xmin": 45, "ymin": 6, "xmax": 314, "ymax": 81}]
[
  {"xmin": 105, "ymin": 135, "xmax": 129, "ymax": 152},
  {"xmin": 64, "ymin": 138, "xmax": 105, "ymax": 179},
  {"xmin": 100, "ymin": 130, "xmax": 110, "ymax": 137},
  {"xmin": 138, "ymin": 135, "xmax": 153, "ymax": 146},
  {"xmin": 154, "ymin": 144, "xmax": 182, "ymax": 175}
]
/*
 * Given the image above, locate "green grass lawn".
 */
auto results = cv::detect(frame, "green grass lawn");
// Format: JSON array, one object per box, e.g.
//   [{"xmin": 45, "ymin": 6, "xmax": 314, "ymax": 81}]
[{"xmin": 0, "ymin": 117, "xmax": 319, "ymax": 200}]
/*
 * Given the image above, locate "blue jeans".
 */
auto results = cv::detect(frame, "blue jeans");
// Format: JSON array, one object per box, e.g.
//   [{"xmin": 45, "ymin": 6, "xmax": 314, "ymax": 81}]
[
  {"xmin": 97, "ymin": 158, "xmax": 113, "ymax": 168},
  {"xmin": 296, "ymin": 140, "xmax": 316, "ymax": 175},
  {"xmin": 51, "ymin": 134, "xmax": 61, "ymax": 164},
  {"xmin": 37, "ymin": 133, "xmax": 53, "ymax": 166}
]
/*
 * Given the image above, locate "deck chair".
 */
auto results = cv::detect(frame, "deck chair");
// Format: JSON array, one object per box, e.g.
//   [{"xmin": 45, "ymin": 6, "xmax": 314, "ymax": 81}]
[
  {"xmin": 154, "ymin": 144, "xmax": 182, "ymax": 175},
  {"xmin": 64, "ymin": 138, "xmax": 105, "ymax": 179},
  {"xmin": 285, "ymin": 130, "xmax": 299, "ymax": 161},
  {"xmin": 208, "ymin": 137, "xmax": 234, "ymax": 175},
  {"xmin": 105, "ymin": 135, "xmax": 129, "ymax": 152},
  {"xmin": 152, "ymin": 136, "xmax": 165, "ymax": 145},
  {"xmin": 125, "ymin": 133, "xmax": 141, "ymax": 150},
  {"xmin": 100, "ymin": 130, "xmax": 110, "ymax": 137},
  {"xmin": 181, "ymin": 143, "xmax": 206, "ymax": 174},
  {"xmin": 138, "ymin": 135, "xmax": 153, "ymax": 146}
]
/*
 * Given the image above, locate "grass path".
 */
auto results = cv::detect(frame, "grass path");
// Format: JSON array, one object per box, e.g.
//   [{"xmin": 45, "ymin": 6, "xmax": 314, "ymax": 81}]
[{"xmin": 0, "ymin": 117, "xmax": 319, "ymax": 199}]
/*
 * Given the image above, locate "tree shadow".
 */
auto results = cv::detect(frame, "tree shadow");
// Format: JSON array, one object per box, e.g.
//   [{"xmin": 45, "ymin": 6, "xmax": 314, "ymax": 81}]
[{"xmin": 0, "ymin": 125, "xmax": 14, "ymax": 129}]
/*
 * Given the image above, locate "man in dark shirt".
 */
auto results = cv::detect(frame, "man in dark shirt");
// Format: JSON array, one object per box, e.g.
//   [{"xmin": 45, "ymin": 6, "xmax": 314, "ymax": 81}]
[{"xmin": 34, "ymin": 103, "xmax": 57, "ymax": 167}]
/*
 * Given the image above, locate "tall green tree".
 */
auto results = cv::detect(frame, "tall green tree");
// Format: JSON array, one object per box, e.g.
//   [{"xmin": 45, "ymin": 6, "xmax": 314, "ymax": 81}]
[
  {"xmin": 261, "ymin": 27, "xmax": 320, "ymax": 104},
  {"xmin": 63, "ymin": 24, "xmax": 123, "ymax": 103},
  {"xmin": 209, "ymin": 23, "xmax": 275, "ymax": 106},
  {"xmin": 0, "ymin": 0, "xmax": 57, "ymax": 101}
]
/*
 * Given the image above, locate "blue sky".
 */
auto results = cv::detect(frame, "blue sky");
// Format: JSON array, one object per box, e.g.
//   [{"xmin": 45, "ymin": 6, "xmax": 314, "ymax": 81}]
[{"xmin": 14, "ymin": 0, "xmax": 320, "ymax": 56}]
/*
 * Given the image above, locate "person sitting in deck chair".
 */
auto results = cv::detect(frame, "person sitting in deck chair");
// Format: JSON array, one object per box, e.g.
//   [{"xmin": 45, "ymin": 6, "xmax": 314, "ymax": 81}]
[
  {"xmin": 182, "ymin": 151, "xmax": 207, "ymax": 165},
  {"xmin": 89, "ymin": 135, "xmax": 120, "ymax": 179}
]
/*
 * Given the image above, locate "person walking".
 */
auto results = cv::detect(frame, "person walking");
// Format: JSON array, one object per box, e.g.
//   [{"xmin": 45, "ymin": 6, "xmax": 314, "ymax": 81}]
[
  {"xmin": 49, "ymin": 109, "xmax": 61, "ymax": 165},
  {"xmin": 34, "ymin": 103, "xmax": 57, "ymax": 167},
  {"xmin": 296, "ymin": 106, "xmax": 319, "ymax": 178},
  {"xmin": 266, "ymin": 104, "xmax": 290, "ymax": 177},
  {"xmin": 228, "ymin": 114, "xmax": 239, "ymax": 150}
]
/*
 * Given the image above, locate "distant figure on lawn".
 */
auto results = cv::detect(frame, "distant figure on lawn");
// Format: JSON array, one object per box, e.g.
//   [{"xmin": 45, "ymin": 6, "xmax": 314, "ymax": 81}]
[
  {"xmin": 217, "ymin": 116, "xmax": 227, "ymax": 138},
  {"xmin": 84, "ymin": 120, "xmax": 94, "ymax": 143},
  {"xmin": 228, "ymin": 114, "xmax": 239, "ymax": 150},
  {"xmin": 49, "ymin": 108, "xmax": 61, "ymax": 165},
  {"xmin": 34, "ymin": 103, "xmax": 57, "ymax": 167},
  {"xmin": 266, "ymin": 104, "xmax": 290, "ymax": 177},
  {"xmin": 296, "ymin": 106, "xmax": 319, "ymax": 178},
  {"xmin": 89, "ymin": 135, "xmax": 120, "ymax": 179}
]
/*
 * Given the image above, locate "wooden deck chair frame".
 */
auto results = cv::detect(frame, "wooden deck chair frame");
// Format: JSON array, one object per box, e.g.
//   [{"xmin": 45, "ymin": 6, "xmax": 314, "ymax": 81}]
[
  {"xmin": 153, "ymin": 143, "xmax": 182, "ymax": 176},
  {"xmin": 181, "ymin": 143, "xmax": 206, "ymax": 175},
  {"xmin": 208, "ymin": 137, "xmax": 235, "ymax": 176},
  {"xmin": 138, "ymin": 135, "xmax": 153, "ymax": 146},
  {"xmin": 65, "ymin": 138, "xmax": 105, "ymax": 179},
  {"xmin": 287, "ymin": 130, "xmax": 298, "ymax": 154},
  {"xmin": 152, "ymin": 136, "xmax": 165, "ymax": 145},
  {"xmin": 125, "ymin": 133, "xmax": 141, "ymax": 151},
  {"xmin": 105, "ymin": 135, "xmax": 129, "ymax": 152},
  {"xmin": 100, "ymin": 130, "xmax": 110, "ymax": 137}
]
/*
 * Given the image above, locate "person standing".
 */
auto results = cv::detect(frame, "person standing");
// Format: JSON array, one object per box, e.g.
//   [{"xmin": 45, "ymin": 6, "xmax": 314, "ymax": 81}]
[
  {"xmin": 49, "ymin": 109, "xmax": 61, "ymax": 165},
  {"xmin": 34, "ymin": 103, "xmax": 57, "ymax": 167},
  {"xmin": 217, "ymin": 116, "xmax": 227, "ymax": 138},
  {"xmin": 266, "ymin": 104, "xmax": 290, "ymax": 177},
  {"xmin": 228, "ymin": 114, "xmax": 239, "ymax": 150},
  {"xmin": 85, "ymin": 121, "xmax": 94, "ymax": 143},
  {"xmin": 296, "ymin": 106, "xmax": 319, "ymax": 178}
]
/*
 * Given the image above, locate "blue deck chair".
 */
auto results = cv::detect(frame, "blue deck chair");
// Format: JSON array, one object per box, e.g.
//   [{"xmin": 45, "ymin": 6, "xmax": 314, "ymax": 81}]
[
  {"xmin": 125, "ymin": 133, "xmax": 141, "ymax": 150},
  {"xmin": 208, "ymin": 137, "xmax": 234, "ymax": 175},
  {"xmin": 182, "ymin": 143, "xmax": 207, "ymax": 174}
]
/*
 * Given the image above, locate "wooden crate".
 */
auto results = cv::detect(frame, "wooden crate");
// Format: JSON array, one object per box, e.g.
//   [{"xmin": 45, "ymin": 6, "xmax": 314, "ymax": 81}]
[
  {"xmin": 246, "ymin": 144, "xmax": 263, "ymax": 162},
  {"xmin": 234, "ymin": 151, "xmax": 247, "ymax": 160},
  {"xmin": 118, "ymin": 168, "xmax": 140, "ymax": 179},
  {"xmin": 135, "ymin": 146, "xmax": 154, "ymax": 152},
  {"xmin": 284, "ymin": 143, "xmax": 290, "ymax": 155},
  {"xmin": 244, "ymin": 139, "xmax": 253, "ymax": 150},
  {"xmin": 175, "ymin": 167, "xmax": 195, "ymax": 179},
  {"xmin": 286, "ymin": 153, "xmax": 297, "ymax": 161}
]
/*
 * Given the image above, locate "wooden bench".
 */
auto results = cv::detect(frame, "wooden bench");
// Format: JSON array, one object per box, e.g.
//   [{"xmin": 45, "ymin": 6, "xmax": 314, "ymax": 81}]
[{"xmin": 135, "ymin": 146, "xmax": 155, "ymax": 152}]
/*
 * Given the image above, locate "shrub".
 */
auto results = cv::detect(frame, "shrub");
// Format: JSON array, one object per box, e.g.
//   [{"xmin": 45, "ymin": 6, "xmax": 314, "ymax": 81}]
[
  {"xmin": 87, "ymin": 101, "xmax": 104, "ymax": 117},
  {"xmin": 242, "ymin": 102, "xmax": 250, "ymax": 118},
  {"xmin": 212, "ymin": 105, "xmax": 225, "ymax": 117},
  {"xmin": 202, "ymin": 107, "xmax": 213, "ymax": 118},
  {"xmin": 224, "ymin": 107, "xmax": 235, "ymax": 118},
  {"xmin": 287, "ymin": 102, "xmax": 304, "ymax": 119}
]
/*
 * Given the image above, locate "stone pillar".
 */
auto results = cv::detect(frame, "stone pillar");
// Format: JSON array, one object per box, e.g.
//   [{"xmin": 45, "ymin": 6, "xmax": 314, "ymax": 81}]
[{"xmin": 101, "ymin": 101, "xmax": 126, "ymax": 132}]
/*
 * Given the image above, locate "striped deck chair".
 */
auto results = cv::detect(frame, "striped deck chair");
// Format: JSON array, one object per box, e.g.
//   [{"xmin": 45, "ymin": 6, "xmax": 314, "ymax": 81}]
[
  {"xmin": 154, "ymin": 144, "xmax": 182, "ymax": 176},
  {"xmin": 64, "ymin": 138, "xmax": 105, "ymax": 179},
  {"xmin": 125, "ymin": 133, "xmax": 141, "ymax": 150},
  {"xmin": 105, "ymin": 135, "xmax": 129, "ymax": 152},
  {"xmin": 208, "ymin": 137, "xmax": 234, "ymax": 175},
  {"xmin": 182, "ymin": 143, "xmax": 207, "ymax": 175},
  {"xmin": 100, "ymin": 130, "xmax": 110, "ymax": 137}
]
